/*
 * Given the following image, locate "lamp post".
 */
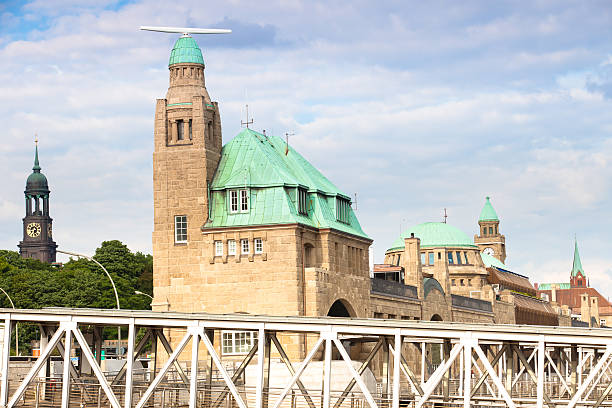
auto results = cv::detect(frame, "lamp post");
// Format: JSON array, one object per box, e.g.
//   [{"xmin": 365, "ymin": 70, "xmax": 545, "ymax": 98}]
[
  {"xmin": 134, "ymin": 290, "xmax": 153, "ymax": 300},
  {"xmin": 0, "ymin": 287, "xmax": 18, "ymax": 356},
  {"xmin": 57, "ymin": 250, "xmax": 122, "ymax": 356}
]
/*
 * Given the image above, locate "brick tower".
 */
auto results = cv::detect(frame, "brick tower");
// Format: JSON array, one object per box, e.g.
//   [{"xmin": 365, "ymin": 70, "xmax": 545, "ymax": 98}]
[
  {"xmin": 474, "ymin": 196, "xmax": 506, "ymax": 263},
  {"xmin": 152, "ymin": 35, "xmax": 222, "ymax": 311}
]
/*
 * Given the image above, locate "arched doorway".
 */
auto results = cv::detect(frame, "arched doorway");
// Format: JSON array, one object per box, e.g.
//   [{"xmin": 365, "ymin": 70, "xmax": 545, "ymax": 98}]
[
  {"xmin": 327, "ymin": 299, "xmax": 354, "ymax": 317},
  {"xmin": 430, "ymin": 314, "xmax": 443, "ymax": 321}
]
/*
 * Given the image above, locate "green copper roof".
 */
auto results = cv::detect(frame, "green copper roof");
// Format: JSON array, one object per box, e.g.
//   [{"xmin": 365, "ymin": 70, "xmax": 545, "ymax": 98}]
[
  {"xmin": 537, "ymin": 282, "xmax": 571, "ymax": 290},
  {"xmin": 481, "ymin": 252, "xmax": 507, "ymax": 269},
  {"xmin": 26, "ymin": 144, "xmax": 48, "ymax": 193},
  {"xmin": 169, "ymin": 35, "xmax": 204, "ymax": 66},
  {"xmin": 387, "ymin": 222, "xmax": 477, "ymax": 252},
  {"xmin": 571, "ymin": 238, "xmax": 585, "ymax": 277},
  {"xmin": 479, "ymin": 196, "xmax": 499, "ymax": 221},
  {"xmin": 204, "ymin": 128, "xmax": 369, "ymax": 240}
]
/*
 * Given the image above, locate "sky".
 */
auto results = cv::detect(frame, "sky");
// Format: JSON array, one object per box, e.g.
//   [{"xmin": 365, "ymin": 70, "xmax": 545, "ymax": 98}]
[{"xmin": 1, "ymin": 1, "xmax": 612, "ymax": 296}]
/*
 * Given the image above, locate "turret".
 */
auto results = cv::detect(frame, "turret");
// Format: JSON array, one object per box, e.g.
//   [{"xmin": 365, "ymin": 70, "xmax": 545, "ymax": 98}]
[{"xmin": 474, "ymin": 196, "xmax": 506, "ymax": 263}]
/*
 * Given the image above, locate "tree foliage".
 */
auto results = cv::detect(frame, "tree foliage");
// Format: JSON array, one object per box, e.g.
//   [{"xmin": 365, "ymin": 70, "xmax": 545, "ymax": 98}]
[{"xmin": 0, "ymin": 241, "xmax": 153, "ymax": 353}]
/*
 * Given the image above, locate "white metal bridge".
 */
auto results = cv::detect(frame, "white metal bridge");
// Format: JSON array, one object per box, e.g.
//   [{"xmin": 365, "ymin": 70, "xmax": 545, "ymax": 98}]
[{"xmin": 1, "ymin": 308, "xmax": 612, "ymax": 408}]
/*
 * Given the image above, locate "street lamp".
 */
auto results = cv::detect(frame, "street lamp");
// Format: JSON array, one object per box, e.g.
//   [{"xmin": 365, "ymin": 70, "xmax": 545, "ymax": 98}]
[
  {"xmin": 0, "ymin": 287, "xmax": 18, "ymax": 356},
  {"xmin": 57, "ymin": 250, "xmax": 122, "ymax": 356},
  {"xmin": 134, "ymin": 290, "xmax": 153, "ymax": 300}
]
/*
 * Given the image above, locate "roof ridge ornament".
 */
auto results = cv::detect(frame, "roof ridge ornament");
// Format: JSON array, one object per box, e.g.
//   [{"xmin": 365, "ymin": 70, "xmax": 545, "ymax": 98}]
[{"xmin": 33, "ymin": 135, "xmax": 41, "ymax": 172}]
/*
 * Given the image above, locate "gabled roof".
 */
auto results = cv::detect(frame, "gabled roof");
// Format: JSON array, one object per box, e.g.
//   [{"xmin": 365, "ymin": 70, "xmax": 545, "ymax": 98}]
[
  {"xmin": 572, "ymin": 238, "xmax": 585, "ymax": 277},
  {"xmin": 479, "ymin": 196, "xmax": 499, "ymax": 222},
  {"xmin": 204, "ymin": 129, "xmax": 369, "ymax": 240}
]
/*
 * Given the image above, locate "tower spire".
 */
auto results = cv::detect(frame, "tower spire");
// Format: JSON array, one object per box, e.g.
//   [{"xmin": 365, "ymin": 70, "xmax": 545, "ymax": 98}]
[
  {"xmin": 571, "ymin": 236, "xmax": 585, "ymax": 278},
  {"xmin": 33, "ymin": 137, "xmax": 41, "ymax": 172}
]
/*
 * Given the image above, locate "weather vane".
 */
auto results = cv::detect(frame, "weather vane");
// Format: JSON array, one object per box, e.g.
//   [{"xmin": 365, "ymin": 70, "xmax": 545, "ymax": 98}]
[{"xmin": 241, "ymin": 104, "xmax": 254, "ymax": 128}]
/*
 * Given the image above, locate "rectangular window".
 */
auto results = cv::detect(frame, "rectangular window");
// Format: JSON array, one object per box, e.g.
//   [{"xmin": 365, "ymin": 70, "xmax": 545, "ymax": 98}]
[
  {"xmin": 254, "ymin": 238, "xmax": 263, "ymax": 254},
  {"xmin": 188, "ymin": 119, "xmax": 193, "ymax": 140},
  {"xmin": 174, "ymin": 215, "xmax": 187, "ymax": 243},
  {"xmin": 396, "ymin": 254, "xmax": 401, "ymax": 266},
  {"xmin": 222, "ymin": 331, "xmax": 255, "ymax": 355},
  {"xmin": 489, "ymin": 227, "xmax": 493, "ymax": 235},
  {"xmin": 451, "ymin": 279, "xmax": 456, "ymax": 286},
  {"xmin": 215, "ymin": 241, "xmax": 223, "ymax": 256},
  {"xmin": 228, "ymin": 240, "xmax": 236, "ymax": 256},
  {"xmin": 420, "ymin": 253, "xmax": 426, "ymax": 265},
  {"xmin": 464, "ymin": 252, "xmax": 469, "ymax": 264},
  {"xmin": 447, "ymin": 252, "xmax": 454, "ymax": 264},
  {"xmin": 241, "ymin": 239, "xmax": 249, "ymax": 255},
  {"xmin": 336, "ymin": 197, "xmax": 350, "ymax": 224},
  {"xmin": 230, "ymin": 190, "xmax": 239, "ymax": 213},
  {"xmin": 298, "ymin": 188, "xmax": 308, "ymax": 215},
  {"xmin": 428, "ymin": 252, "xmax": 434, "ymax": 265},
  {"xmin": 240, "ymin": 189, "xmax": 249, "ymax": 212},
  {"xmin": 177, "ymin": 119, "xmax": 184, "ymax": 140},
  {"xmin": 456, "ymin": 251, "xmax": 462, "ymax": 265}
]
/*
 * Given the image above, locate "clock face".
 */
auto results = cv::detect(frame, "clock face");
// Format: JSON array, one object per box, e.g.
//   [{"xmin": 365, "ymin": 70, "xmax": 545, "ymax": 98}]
[
  {"xmin": 48, "ymin": 224, "xmax": 52, "ymax": 238},
  {"xmin": 26, "ymin": 223, "xmax": 42, "ymax": 238},
  {"xmin": 483, "ymin": 247, "xmax": 495, "ymax": 256}
]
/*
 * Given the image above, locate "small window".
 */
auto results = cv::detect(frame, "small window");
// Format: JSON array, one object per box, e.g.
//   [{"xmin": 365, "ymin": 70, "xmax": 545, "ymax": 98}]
[
  {"xmin": 188, "ymin": 119, "xmax": 193, "ymax": 140},
  {"xmin": 464, "ymin": 252, "xmax": 469, "ymax": 264},
  {"xmin": 420, "ymin": 252, "xmax": 426, "ymax": 265},
  {"xmin": 336, "ymin": 197, "xmax": 350, "ymax": 224},
  {"xmin": 174, "ymin": 215, "xmax": 187, "ymax": 243},
  {"xmin": 254, "ymin": 238, "xmax": 263, "ymax": 254},
  {"xmin": 468, "ymin": 279, "xmax": 472, "ymax": 286},
  {"xmin": 177, "ymin": 119, "xmax": 184, "ymax": 140},
  {"xmin": 240, "ymin": 190, "xmax": 249, "ymax": 212},
  {"xmin": 298, "ymin": 188, "xmax": 308, "ymax": 215},
  {"xmin": 451, "ymin": 279, "xmax": 456, "ymax": 286},
  {"xmin": 438, "ymin": 252, "xmax": 441, "ymax": 260},
  {"xmin": 489, "ymin": 227, "xmax": 493, "ymax": 235},
  {"xmin": 456, "ymin": 251, "xmax": 462, "ymax": 265},
  {"xmin": 460, "ymin": 279, "xmax": 465, "ymax": 286},
  {"xmin": 428, "ymin": 252, "xmax": 434, "ymax": 265},
  {"xmin": 228, "ymin": 240, "xmax": 236, "ymax": 255},
  {"xmin": 230, "ymin": 190, "xmax": 239, "ymax": 213},
  {"xmin": 447, "ymin": 252, "xmax": 454, "ymax": 265},
  {"xmin": 230, "ymin": 189, "xmax": 249, "ymax": 213},
  {"xmin": 396, "ymin": 254, "xmax": 401, "ymax": 266},
  {"xmin": 495, "ymin": 226, "xmax": 498, "ymax": 234},
  {"xmin": 215, "ymin": 241, "xmax": 223, "ymax": 256},
  {"xmin": 241, "ymin": 239, "xmax": 249, "ymax": 255},
  {"xmin": 222, "ymin": 331, "xmax": 255, "ymax": 355}
]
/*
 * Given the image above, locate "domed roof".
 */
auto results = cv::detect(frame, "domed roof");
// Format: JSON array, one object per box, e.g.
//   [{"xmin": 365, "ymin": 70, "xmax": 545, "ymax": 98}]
[
  {"xmin": 479, "ymin": 196, "xmax": 499, "ymax": 221},
  {"xmin": 388, "ymin": 222, "xmax": 477, "ymax": 251},
  {"xmin": 169, "ymin": 35, "xmax": 204, "ymax": 66},
  {"xmin": 25, "ymin": 144, "xmax": 49, "ymax": 193}
]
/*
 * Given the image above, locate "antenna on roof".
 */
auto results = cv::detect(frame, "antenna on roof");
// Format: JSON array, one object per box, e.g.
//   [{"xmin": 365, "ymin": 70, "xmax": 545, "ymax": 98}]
[
  {"xmin": 285, "ymin": 132, "xmax": 294, "ymax": 155},
  {"xmin": 241, "ymin": 104, "xmax": 253, "ymax": 129},
  {"xmin": 443, "ymin": 208, "xmax": 448, "ymax": 224},
  {"xmin": 139, "ymin": 26, "xmax": 232, "ymax": 35}
]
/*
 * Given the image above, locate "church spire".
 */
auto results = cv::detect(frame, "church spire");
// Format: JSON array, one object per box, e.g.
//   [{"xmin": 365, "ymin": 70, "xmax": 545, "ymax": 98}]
[
  {"xmin": 479, "ymin": 196, "xmax": 499, "ymax": 221},
  {"xmin": 571, "ymin": 237, "xmax": 585, "ymax": 278},
  {"xmin": 33, "ymin": 138, "xmax": 41, "ymax": 172}
]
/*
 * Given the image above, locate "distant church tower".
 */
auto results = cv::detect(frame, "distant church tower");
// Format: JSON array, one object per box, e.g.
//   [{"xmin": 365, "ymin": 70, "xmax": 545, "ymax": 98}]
[
  {"xmin": 570, "ymin": 238, "xmax": 587, "ymax": 288},
  {"xmin": 474, "ymin": 196, "xmax": 506, "ymax": 263},
  {"xmin": 18, "ymin": 142, "xmax": 57, "ymax": 263},
  {"xmin": 152, "ymin": 35, "xmax": 222, "ymax": 310}
]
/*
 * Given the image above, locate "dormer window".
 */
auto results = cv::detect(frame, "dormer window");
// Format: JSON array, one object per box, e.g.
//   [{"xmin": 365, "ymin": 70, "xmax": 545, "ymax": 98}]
[
  {"xmin": 298, "ymin": 188, "xmax": 308, "ymax": 215},
  {"xmin": 230, "ymin": 189, "xmax": 249, "ymax": 213},
  {"xmin": 336, "ymin": 197, "xmax": 350, "ymax": 224}
]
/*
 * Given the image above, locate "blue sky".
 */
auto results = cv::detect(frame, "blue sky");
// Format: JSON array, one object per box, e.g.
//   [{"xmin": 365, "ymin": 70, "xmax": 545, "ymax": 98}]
[{"xmin": 1, "ymin": 0, "xmax": 612, "ymax": 295}]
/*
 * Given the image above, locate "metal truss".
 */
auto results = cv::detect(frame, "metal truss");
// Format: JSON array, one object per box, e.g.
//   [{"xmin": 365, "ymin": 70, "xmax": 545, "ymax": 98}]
[{"xmin": 2, "ymin": 308, "xmax": 612, "ymax": 407}]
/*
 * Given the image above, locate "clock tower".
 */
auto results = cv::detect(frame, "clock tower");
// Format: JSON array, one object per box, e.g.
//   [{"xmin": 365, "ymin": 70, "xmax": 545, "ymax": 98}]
[
  {"xmin": 18, "ymin": 142, "xmax": 57, "ymax": 263},
  {"xmin": 474, "ymin": 196, "xmax": 506, "ymax": 263}
]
